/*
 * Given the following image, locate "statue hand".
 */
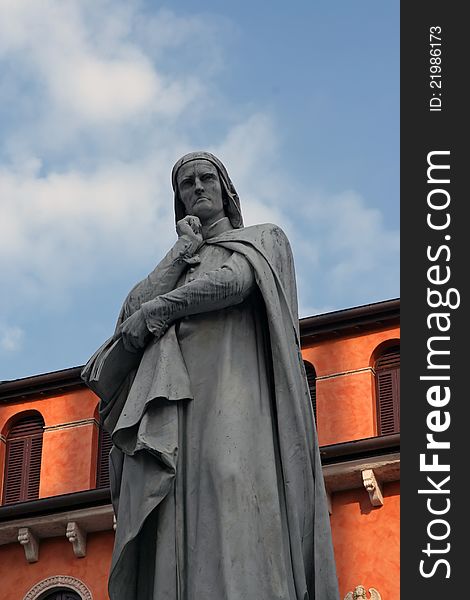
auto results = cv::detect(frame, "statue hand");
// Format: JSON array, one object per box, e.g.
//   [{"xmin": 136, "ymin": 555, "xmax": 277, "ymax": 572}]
[
  {"xmin": 176, "ymin": 215, "xmax": 203, "ymax": 256},
  {"xmin": 119, "ymin": 309, "xmax": 150, "ymax": 352}
]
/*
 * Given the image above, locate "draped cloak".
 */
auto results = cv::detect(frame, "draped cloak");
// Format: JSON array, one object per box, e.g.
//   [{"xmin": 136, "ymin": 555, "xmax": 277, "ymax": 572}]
[{"xmin": 82, "ymin": 223, "xmax": 339, "ymax": 600}]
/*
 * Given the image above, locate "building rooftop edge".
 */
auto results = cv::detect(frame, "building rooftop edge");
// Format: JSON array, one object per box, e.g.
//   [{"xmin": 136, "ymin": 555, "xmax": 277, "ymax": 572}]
[
  {"xmin": 0, "ymin": 366, "xmax": 84, "ymax": 403},
  {"xmin": 300, "ymin": 297, "xmax": 400, "ymax": 341}
]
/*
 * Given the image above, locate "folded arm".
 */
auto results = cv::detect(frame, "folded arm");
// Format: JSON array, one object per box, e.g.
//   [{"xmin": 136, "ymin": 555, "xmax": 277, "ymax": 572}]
[
  {"xmin": 119, "ymin": 252, "xmax": 255, "ymax": 350},
  {"xmin": 141, "ymin": 251, "xmax": 255, "ymax": 336},
  {"xmin": 116, "ymin": 223, "xmax": 202, "ymax": 330}
]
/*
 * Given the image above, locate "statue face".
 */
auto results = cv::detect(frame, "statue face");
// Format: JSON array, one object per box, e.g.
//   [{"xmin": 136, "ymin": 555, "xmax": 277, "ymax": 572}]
[{"xmin": 176, "ymin": 160, "xmax": 225, "ymax": 225}]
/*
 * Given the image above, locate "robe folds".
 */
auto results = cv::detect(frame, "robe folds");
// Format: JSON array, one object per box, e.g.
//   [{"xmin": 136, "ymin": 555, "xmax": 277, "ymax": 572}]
[{"xmin": 82, "ymin": 223, "xmax": 339, "ymax": 600}]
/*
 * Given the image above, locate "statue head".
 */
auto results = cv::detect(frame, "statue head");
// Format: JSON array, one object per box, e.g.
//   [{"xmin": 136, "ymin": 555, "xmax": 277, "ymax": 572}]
[{"xmin": 172, "ymin": 151, "xmax": 243, "ymax": 229}]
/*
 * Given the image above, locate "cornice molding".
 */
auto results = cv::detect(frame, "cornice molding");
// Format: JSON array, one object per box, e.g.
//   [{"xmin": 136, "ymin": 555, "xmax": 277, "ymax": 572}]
[
  {"xmin": 44, "ymin": 418, "xmax": 99, "ymax": 432},
  {"xmin": 324, "ymin": 452, "xmax": 400, "ymax": 495},
  {"xmin": 316, "ymin": 367, "xmax": 375, "ymax": 381},
  {"xmin": 0, "ymin": 488, "xmax": 111, "ymax": 523},
  {"xmin": 0, "ymin": 503, "xmax": 114, "ymax": 547}
]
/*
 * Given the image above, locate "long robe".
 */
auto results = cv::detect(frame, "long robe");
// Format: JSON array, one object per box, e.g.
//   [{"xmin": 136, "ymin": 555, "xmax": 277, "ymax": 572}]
[{"xmin": 82, "ymin": 221, "xmax": 339, "ymax": 600}]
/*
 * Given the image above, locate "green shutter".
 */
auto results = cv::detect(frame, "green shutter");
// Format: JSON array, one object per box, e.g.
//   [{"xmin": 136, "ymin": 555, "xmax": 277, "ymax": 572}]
[
  {"xmin": 376, "ymin": 347, "xmax": 400, "ymax": 435},
  {"xmin": 96, "ymin": 426, "xmax": 112, "ymax": 489},
  {"xmin": 3, "ymin": 414, "xmax": 44, "ymax": 504}
]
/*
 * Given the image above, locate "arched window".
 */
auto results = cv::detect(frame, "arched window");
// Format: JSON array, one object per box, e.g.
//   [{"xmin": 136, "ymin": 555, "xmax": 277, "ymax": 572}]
[
  {"xmin": 2, "ymin": 413, "xmax": 44, "ymax": 504},
  {"xmin": 304, "ymin": 361, "xmax": 317, "ymax": 424},
  {"xmin": 96, "ymin": 424, "xmax": 112, "ymax": 489},
  {"xmin": 24, "ymin": 576, "xmax": 92, "ymax": 600},
  {"xmin": 375, "ymin": 345, "xmax": 400, "ymax": 435}
]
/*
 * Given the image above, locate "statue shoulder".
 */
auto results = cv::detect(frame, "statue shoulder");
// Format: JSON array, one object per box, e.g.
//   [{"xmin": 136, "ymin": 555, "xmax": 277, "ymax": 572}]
[
  {"xmin": 259, "ymin": 223, "xmax": 292, "ymax": 253},
  {"xmin": 242, "ymin": 222, "xmax": 286, "ymax": 235},
  {"xmin": 230, "ymin": 223, "xmax": 293, "ymax": 270},
  {"xmin": 216, "ymin": 223, "xmax": 293, "ymax": 265},
  {"xmin": 238, "ymin": 223, "xmax": 290, "ymax": 245}
]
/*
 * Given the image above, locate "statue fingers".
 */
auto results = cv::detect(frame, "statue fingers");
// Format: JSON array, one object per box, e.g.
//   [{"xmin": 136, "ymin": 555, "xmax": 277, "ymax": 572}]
[
  {"xmin": 186, "ymin": 215, "xmax": 202, "ymax": 234},
  {"xmin": 176, "ymin": 217, "xmax": 194, "ymax": 237}
]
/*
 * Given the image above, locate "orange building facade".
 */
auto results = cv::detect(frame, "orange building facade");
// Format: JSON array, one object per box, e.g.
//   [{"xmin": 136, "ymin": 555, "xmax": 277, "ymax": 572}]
[{"xmin": 0, "ymin": 299, "xmax": 400, "ymax": 600}]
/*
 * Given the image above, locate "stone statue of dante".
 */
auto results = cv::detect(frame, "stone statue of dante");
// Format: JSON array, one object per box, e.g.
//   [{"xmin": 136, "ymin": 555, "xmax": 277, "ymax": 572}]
[{"xmin": 82, "ymin": 152, "xmax": 339, "ymax": 600}]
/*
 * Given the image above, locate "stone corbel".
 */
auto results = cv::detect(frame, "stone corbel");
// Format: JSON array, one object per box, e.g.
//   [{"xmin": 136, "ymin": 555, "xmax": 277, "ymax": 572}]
[
  {"xmin": 361, "ymin": 469, "xmax": 384, "ymax": 507},
  {"xmin": 66, "ymin": 521, "xmax": 87, "ymax": 558},
  {"xmin": 18, "ymin": 527, "xmax": 39, "ymax": 563}
]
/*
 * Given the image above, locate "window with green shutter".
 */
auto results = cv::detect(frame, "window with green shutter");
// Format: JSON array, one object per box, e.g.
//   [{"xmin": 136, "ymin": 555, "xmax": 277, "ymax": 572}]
[
  {"xmin": 96, "ymin": 424, "xmax": 112, "ymax": 489},
  {"xmin": 2, "ymin": 413, "xmax": 44, "ymax": 504},
  {"xmin": 375, "ymin": 346, "xmax": 400, "ymax": 435}
]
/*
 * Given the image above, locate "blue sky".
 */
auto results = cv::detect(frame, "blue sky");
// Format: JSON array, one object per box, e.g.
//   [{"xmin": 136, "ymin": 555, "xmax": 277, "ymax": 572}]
[{"xmin": 0, "ymin": 0, "xmax": 399, "ymax": 380}]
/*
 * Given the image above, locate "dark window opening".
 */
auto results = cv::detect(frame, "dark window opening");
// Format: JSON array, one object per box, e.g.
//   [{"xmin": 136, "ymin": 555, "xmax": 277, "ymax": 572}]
[
  {"xmin": 42, "ymin": 591, "xmax": 81, "ymax": 600},
  {"xmin": 304, "ymin": 361, "xmax": 317, "ymax": 425}
]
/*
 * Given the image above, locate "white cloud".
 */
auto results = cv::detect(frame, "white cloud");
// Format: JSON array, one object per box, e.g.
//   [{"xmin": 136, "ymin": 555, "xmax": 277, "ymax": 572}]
[
  {"xmin": 0, "ymin": 117, "xmax": 289, "ymax": 312},
  {"xmin": 0, "ymin": 325, "xmax": 24, "ymax": 353},
  {"xmin": 211, "ymin": 114, "xmax": 288, "ymax": 228},
  {"xmin": 212, "ymin": 114, "xmax": 399, "ymax": 310},
  {"xmin": 0, "ymin": 157, "xmax": 177, "ymax": 310},
  {"xmin": 0, "ymin": 0, "xmax": 220, "ymax": 313},
  {"xmin": 2, "ymin": 1, "xmax": 203, "ymax": 124},
  {"xmin": 0, "ymin": 0, "xmax": 398, "ymax": 327},
  {"xmin": 292, "ymin": 188, "xmax": 399, "ymax": 314},
  {"xmin": 302, "ymin": 189, "xmax": 399, "ymax": 288},
  {"xmin": 56, "ymin": 56, "xmax": 158, "ymax": 121}
]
